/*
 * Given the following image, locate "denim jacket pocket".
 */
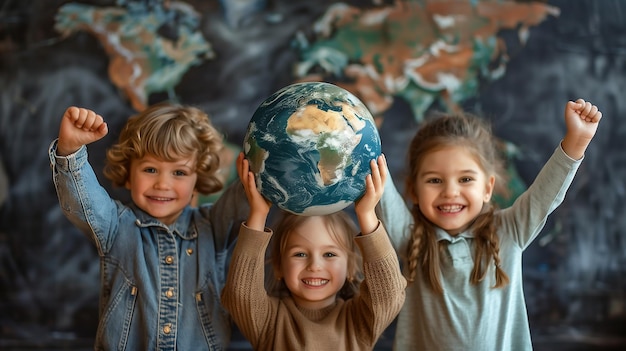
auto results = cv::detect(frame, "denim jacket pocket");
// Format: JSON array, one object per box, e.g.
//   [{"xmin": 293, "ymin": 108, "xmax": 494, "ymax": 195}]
[
  {"xmin": 96, "ymin": 283, "xmax": 138, "ymax": 351},
  {"xmin": 195, "ymin": 287, "xmax": 228, "ymax": 351}
]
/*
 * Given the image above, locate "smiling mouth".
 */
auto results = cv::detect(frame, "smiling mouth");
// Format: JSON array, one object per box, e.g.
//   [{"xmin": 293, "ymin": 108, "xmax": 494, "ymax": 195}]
[
  {"xmin": 302, "ymin": 279, "xmax": 329, "ymax": 286},
  {"xmin": 438, "ymin": 205, "xmax": 464, "ymax": 213},
  {"xmin": 148, "ymin": 196, "xmax": 173, "ymax": 201}
]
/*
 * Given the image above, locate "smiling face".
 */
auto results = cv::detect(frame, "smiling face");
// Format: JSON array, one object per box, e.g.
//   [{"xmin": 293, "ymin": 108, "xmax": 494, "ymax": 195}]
[
  {"xmin": 413, "ymin": 146, "xmax": 495, "ymax": 235},
  {"xmin": 126, "ymin": 153, "xmax": 198, "ymax": 226},
  {"xmin": 278, "ymin": 216, "xmax": 349, "ymax": 310}
]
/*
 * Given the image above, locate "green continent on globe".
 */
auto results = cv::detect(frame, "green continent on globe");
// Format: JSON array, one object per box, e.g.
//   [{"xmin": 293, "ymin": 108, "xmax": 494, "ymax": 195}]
[{"xmin": 242, "ymin": 128, "xmax": 268, "ymax": 175}]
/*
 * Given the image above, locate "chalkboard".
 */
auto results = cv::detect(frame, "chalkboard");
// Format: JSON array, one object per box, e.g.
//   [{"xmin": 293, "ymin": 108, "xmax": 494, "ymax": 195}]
[{"xmin": 1, "ymin": 0, "xmax": 624, "ymax": 349}]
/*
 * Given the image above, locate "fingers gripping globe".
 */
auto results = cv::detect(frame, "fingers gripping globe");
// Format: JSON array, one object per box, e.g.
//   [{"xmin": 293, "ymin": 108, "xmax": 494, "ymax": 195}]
[{"xmin": 243, "ymin": 82, "xmax": 381, "ymax": 216}]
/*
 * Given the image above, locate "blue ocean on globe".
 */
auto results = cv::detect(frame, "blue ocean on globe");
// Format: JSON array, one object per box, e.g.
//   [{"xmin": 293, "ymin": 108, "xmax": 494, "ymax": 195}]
[{"xmin": 243, "ymin": 81, "xmax": 381, "ymax": 216}]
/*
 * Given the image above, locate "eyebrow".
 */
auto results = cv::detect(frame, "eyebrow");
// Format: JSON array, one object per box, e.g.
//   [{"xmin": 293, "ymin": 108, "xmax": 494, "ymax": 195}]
[
  {"xmin": 285, "ymin": 244, "xmax": 342, "ymax": 252},
  {"xmin": 136, "ymin": 158, "xmax": 195, "ymax": 168},
  {"xmin": 420, "ymin": 169, "xmax": 479, "ymax": 177}
]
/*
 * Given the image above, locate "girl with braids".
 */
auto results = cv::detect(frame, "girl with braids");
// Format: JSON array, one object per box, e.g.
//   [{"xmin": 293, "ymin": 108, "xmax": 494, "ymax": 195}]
[{"xmin": 377, "ymin": 99, "xmax": 603, "ymax": 350}]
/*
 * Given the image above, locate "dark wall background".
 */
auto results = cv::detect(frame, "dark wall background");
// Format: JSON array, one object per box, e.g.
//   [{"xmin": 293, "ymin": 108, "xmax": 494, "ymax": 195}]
[{"xmin": 1, "ymin": 0, "xmax": 625, "ymax": 350}]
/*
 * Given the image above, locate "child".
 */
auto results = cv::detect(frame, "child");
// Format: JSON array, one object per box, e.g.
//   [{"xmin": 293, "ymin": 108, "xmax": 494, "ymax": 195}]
[
  {"xmin": 49, "ymin": 104, "xmax": 249, "ymax": 350},
  {"xmin": 377, "ymin": 99, "xmax": 602, "ymax": 350},
  {"xmin": 221, "ymin": 154, "xmax": 406, "ymax": 350}
]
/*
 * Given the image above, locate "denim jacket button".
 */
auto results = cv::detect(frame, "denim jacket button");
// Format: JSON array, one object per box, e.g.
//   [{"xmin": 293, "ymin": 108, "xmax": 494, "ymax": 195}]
[
  {"xmin": 165, "ymin": 256, "xmax": 174, "ymax": 264},
  {"xmin": 166, "ymin": 289, "xmax": 174, "ymax": 298},
  {"xmin": 163, "ymin": 325, "xmax": 171, "ymax": 334}
]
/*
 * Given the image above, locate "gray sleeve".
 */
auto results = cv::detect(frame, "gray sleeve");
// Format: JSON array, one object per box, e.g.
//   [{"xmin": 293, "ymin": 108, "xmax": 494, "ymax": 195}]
[
  {"xmin": 376, "ymin": 169, "xmax": 413, "ymax": 260},
  {"xmin": 498, "ymin": 145, "xmax": 582, "ymax": 249}
]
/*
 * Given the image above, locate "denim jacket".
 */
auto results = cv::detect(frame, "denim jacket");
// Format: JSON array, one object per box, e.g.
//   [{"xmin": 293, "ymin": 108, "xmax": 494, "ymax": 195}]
[{"xmin": 49, "ymin": 140, "xmax": 249, "ymax": 351}]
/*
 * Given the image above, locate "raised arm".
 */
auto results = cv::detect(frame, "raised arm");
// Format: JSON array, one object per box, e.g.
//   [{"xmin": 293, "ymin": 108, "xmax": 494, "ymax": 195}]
[
  {"xmin": 50, "ymin": 107, "xmax": 118, "ymax": 251},
  {"xmin": 350, "ymin": 156, "xmax": 407, "ymax": 346},
  {"xmin": 500, "ymin": 99, "xmax": 603, "ymax": 247},
  {"xmin": 221, "ymin": 152, "xmax": 274, "ymax": 349}
]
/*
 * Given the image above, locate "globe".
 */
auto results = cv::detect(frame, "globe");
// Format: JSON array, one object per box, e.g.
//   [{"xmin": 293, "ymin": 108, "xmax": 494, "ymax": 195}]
[{"xmin": 243, "ymin": 82, "xmax": 381, "ymax": 216}]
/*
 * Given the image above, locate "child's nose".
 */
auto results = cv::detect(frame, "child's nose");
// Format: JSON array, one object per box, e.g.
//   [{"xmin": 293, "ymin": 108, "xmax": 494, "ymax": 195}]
[
  {"xmin": 154, "ymin": 175, "xmax": 171, "ymax": 189},
  {"xmin": 442, "ymin": 183, "xmax": 459, "ymax": 198},
  {"xmin": 306, "ymin": 257, "xmax": 322, "ymax": 271}
]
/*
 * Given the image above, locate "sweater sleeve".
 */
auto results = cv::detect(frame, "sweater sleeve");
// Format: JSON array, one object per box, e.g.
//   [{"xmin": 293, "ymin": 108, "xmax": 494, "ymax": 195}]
[
  {"xmin": 349, "ymin": 222, "xmax": 407, "ymax": 346},
  {"xmin": 221, "ymin": 223, "xmax": 275, "ymax": 349}
]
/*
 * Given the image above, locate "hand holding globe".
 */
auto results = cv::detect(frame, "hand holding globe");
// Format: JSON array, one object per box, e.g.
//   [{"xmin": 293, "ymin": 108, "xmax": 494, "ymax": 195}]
[{"xmin": 243, "ymin": 82, "xmax": 381, "ymax": 216}]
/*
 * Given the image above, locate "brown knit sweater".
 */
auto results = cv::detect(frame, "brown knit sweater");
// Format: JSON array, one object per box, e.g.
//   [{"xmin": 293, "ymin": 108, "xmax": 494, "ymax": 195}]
[{"xmin": 221, "ymin": 221, "xmax": 406, "ymax": 351}]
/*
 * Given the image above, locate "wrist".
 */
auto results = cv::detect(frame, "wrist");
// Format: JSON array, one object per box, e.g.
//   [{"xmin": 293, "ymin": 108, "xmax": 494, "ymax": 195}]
[
  {"xmin": 246, "ymin": 211, "xmax": 268, "ymax": 231},
  {"xmin": 560, "ymin": 135, "xmax": 591, "ymax": 160},
  {"xmin": 357, "ymin": 212, "xmax": 378, "ymax": 235},
  {"xmin": 56, "ymin": 141, "xmax": 80, "ymax": 157}
]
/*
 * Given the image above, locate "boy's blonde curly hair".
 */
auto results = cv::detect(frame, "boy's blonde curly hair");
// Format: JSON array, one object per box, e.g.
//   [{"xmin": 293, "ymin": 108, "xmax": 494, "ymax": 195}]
[{"xmin": 103, "ymin": 103, "xmax": 224, "ymax": 195}]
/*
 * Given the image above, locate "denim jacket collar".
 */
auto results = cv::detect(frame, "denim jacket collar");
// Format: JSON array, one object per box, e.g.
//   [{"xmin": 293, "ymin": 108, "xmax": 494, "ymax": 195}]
[{"xmin": 129, "ymin": 203, "xmax": 197, "ymax": 240}]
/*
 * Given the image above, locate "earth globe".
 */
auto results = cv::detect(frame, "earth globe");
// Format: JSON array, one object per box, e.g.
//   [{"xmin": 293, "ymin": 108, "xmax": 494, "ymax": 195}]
[{"xmin": 243, "ymin": 81, "xmax": 381, "ymax": 216}]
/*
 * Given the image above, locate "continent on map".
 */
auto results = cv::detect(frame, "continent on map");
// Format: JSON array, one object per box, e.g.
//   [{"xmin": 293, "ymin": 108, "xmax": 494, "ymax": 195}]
[
  {"xmin": 293, "ymin": 0, "xmax": 560, "ymax": 123},
  {"xmin": 54, "ymin": 1, "xmax": 213, "ymax": 112},
  {"xmin": 286, "ymin": 105, "xmax": 362, "ymax": 186}
]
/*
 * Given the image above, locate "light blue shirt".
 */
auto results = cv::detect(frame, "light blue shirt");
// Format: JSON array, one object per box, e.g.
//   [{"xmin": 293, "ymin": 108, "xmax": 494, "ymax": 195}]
[
  {"xmin": 378, "ymin": 146, "xmax": 581, "ymax": 351},
  {"xmin": 49, "ymin": 140, "xmax": 248, "ymax": 351}
]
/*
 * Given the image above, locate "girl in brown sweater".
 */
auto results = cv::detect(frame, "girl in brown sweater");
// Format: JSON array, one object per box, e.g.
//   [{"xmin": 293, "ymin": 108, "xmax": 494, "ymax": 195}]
[{"xmin": 222, "ymin": 154, "xmax": 406, "ymax": 350}]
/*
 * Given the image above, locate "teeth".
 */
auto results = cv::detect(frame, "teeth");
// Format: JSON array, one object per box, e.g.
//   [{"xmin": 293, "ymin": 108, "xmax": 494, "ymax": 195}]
[
  {"xmin": 302, "ymin": 279, "xmax": 328, "ymax": 286},
  {"xmin": 151, "ymin": 197, "xmax": 171, "ymax": 201},
  {"xmin": 439, "ymin": 205, "xmax": 463, "ymax": 213}
]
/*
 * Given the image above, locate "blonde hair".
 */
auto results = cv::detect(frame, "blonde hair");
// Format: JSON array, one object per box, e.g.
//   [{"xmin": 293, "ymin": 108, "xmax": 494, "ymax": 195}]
[
  {"xmin": 268, "ymin": 211, "xmax": 363, "ymax": 300},
  {"xmin": 404, "ymin": 111, "xmax": 510, "ymax": 293},
  {"xmin": 103, "ymin": 103, "xmax": 224, "ymax": 195}
]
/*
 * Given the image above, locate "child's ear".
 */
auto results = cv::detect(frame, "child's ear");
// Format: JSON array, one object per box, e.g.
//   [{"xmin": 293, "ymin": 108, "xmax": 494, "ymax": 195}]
[
  {"xmin": 273, "ymin": 267, "xmax": 282, "ymax": 280},
  {"xmin": 125, "ymin": 179, "xmax": 131, "ymax": 190},
  {"xmin": 484, "ymin": 175, "xmax": 496, "ymax": 202}
]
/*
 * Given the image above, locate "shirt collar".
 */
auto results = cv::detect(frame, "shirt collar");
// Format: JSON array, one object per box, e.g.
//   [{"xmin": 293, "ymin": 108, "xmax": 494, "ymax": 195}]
[
  {"xmin": 435, "ymin": 226, "xmax": 475, "ymax": 243},
  {"xmin": 130, "ymin": 204, "xmax": 196, "ymax": 240}
]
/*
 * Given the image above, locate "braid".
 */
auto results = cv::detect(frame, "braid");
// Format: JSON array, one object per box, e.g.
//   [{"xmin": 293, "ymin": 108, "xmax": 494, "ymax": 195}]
[
  {"xmin": 490, "ymin": 225, "xmax": 510, "ymax": 288},
  {"xmin": 405, "ymin": 204, "xmax": 423, "ymax": 284},
  {"xmin": 470, "ymin": 206, "xmax": 510, "ymax": 288},
  {"xmin": 406, "ymin": 205, "xmax": 444, "ymax": 294},
  {"xmin": 405, "ymin": 228, "xmax": 421, "ymax": 284}
]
